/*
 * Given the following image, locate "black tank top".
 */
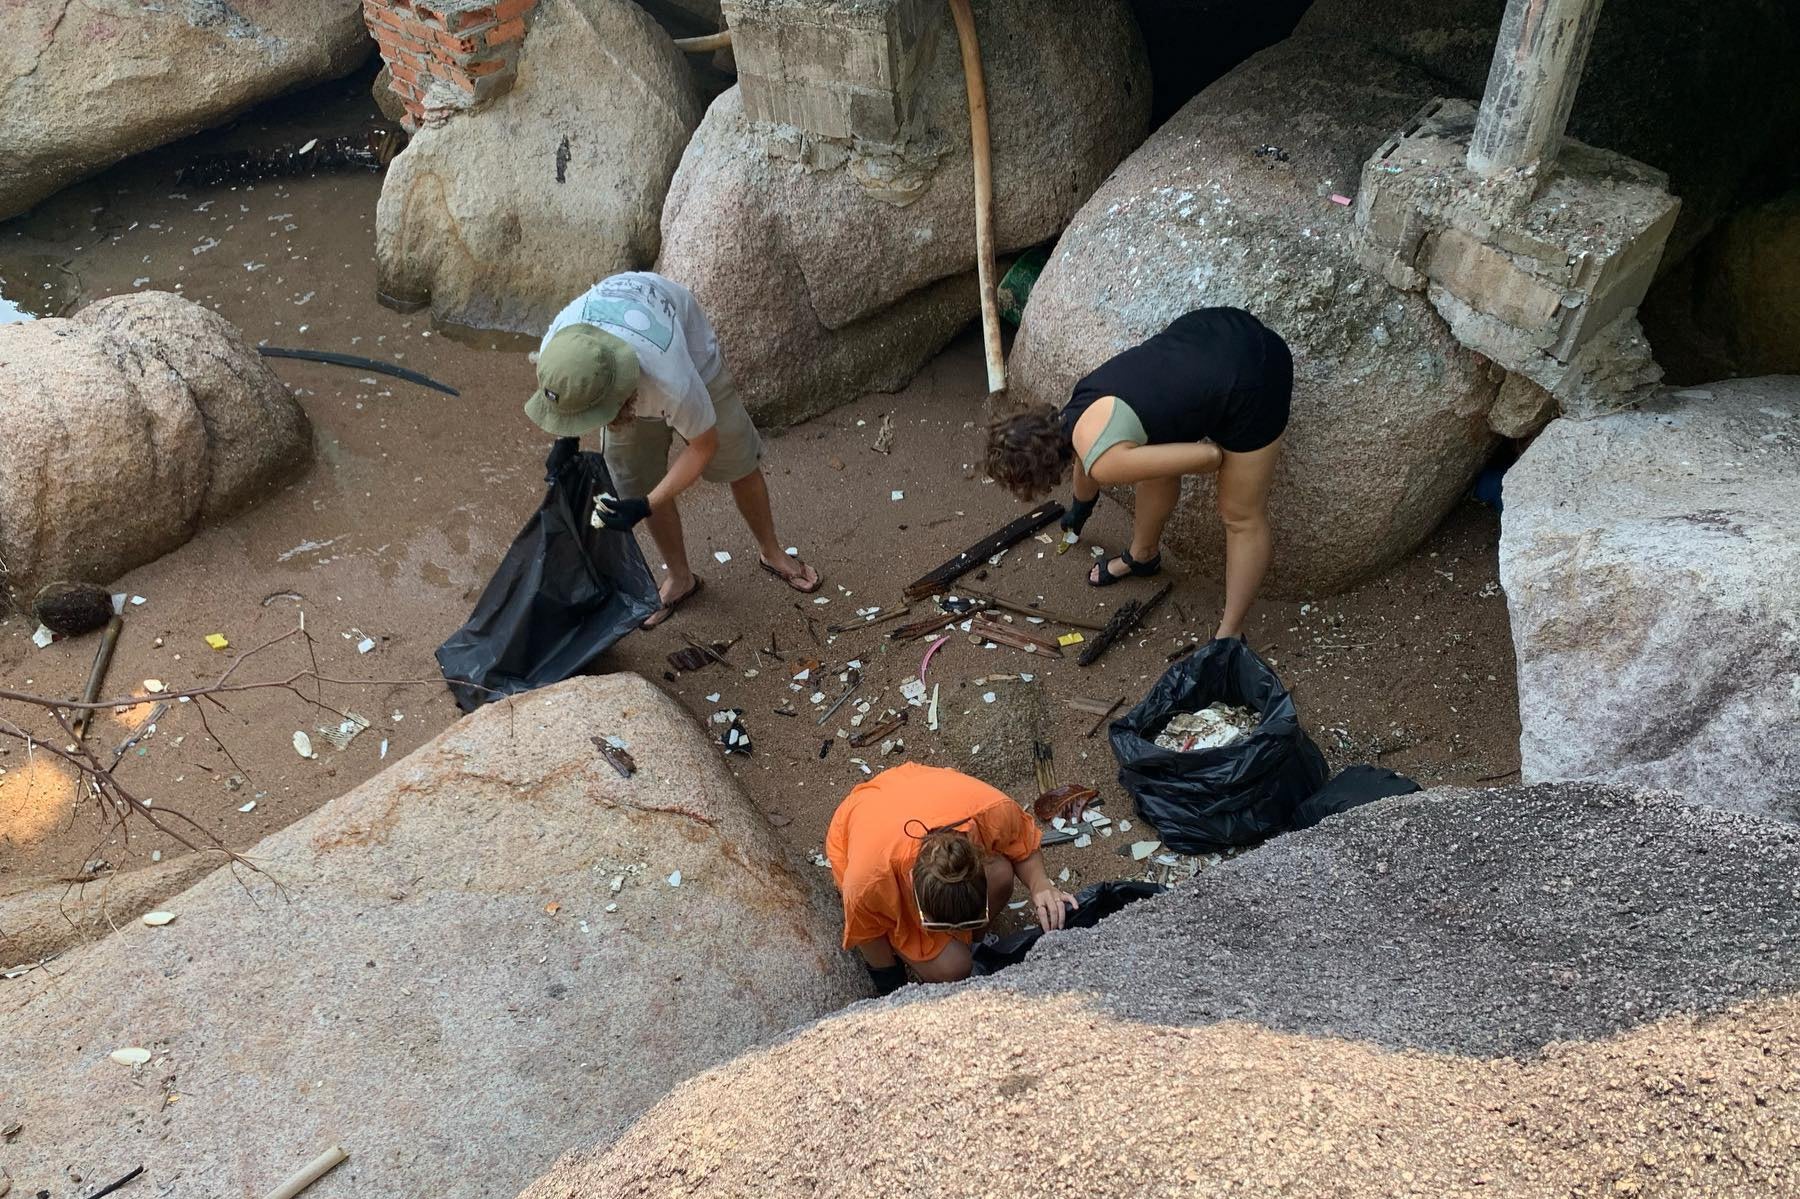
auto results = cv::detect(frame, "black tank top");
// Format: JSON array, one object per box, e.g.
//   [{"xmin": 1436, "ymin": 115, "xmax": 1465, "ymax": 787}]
[{"xmin": 1060, "ymin": 307, "xmax": 1290, "ymax": 454}]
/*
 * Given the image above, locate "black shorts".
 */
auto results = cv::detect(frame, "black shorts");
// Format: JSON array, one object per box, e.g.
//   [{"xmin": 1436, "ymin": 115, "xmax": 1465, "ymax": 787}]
[{"xmin": 1211, "ymin": 326, "xmax": 1292, "ymax": 454}]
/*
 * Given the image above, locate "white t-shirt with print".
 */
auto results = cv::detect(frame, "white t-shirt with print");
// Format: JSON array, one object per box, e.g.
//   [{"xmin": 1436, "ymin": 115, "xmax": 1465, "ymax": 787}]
[{"xmin": 541, "ymin": 272, "xmax": 723, "ymax": 441}]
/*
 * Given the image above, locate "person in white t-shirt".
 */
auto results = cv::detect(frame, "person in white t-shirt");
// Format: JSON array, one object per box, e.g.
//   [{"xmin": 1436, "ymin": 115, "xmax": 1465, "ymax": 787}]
[{"xmin": 527, "ymin": 272, "xmax": 820, "ymax": 626}]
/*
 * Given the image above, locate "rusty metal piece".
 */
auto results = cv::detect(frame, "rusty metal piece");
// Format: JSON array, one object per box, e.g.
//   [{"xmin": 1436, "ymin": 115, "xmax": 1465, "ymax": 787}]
[
  {"xmin": 1033, "ymin": 783, "xmax": 1099, "ymax": 823},
  {"xmin": 902, "ymin": 501, "xmax": 1065, "ymax": 601},
  {"xmin": 590, "ymin": 737, "xmax": 637, "ymax": 779}
]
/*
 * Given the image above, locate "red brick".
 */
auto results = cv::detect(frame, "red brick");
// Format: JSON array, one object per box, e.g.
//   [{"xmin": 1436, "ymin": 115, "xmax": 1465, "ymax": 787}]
[
  {"xmin": 483, "ymin": 16, "xmax": 526, "ymax": 46},
  {"xmin": 493, "ymin": 0, "xmax": 536, "ymax": 22},
  {"xmin": 438, "ymin": 5, "xmax": 496, "ymax": 31},
  {"xmin": 387, "ymin": 58, "xmax": 422, "ymax": 85},
  {"xmin": 433, "ymin": 22, "xmax": 493, "ymax": 54},
  {"xmin": 456, "ymin": 52, "xmax": 511, "ymax": 77}
]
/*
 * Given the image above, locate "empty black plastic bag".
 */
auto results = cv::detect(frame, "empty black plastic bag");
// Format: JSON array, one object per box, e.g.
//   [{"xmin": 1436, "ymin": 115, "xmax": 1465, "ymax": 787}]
[
  {"xmin": 436, "ymin": 439, "xmax": 660, "ymax": 711},
  {"xmin": 1291, "ymin": 764, "xmax": 1421, "ymax": 831},
  {"xmin": 1109, "ymin": 639, "xmax": 1327, "ymax": 852}
]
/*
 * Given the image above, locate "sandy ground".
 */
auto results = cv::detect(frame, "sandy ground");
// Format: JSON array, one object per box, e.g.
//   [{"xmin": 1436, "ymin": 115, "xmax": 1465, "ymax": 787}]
[
  {"xmin": 0, "ymin": 68, "xmax": 1519, "ymax": 953},
  {"xmin": 523, "ymin": 784, "xmax": 1800, "ymax": 1198}
]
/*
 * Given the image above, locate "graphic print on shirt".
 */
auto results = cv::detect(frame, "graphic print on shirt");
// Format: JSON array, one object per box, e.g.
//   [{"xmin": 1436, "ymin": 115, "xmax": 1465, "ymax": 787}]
[{"xmin": 580, "ymin": 277, "xmax": 677, "ymax": 353}]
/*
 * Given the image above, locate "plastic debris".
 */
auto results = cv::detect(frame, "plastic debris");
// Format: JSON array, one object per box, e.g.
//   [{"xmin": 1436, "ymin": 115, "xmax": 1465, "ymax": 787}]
[
  {"xmin": 1129, "ymin": 840, "xmax": 1161, "ymax": 861},
  {"xmin": 1153, "ymin": 702, "xmax": 1260, "ymax": 752},
  {"xmin": 982, "ymin": 691, "xmax": 997, "ymax": 704},
  {"xmin": 141, "ymin": 911, "xmax": 176, "ymax": 927},
  {"xmin": 357, "ymin": 637, "xmax": 376, "ymax": 654},
  {"xmin": 144, "ymin": 679, "xmax": 167, "ymax": 694},
  {"xmin": 714, "ymin": 551, "xmax": 732, "ymax": 564},
  {"xmin": 1329, "ymin": 193, "xmax": 1352, "ymax": 205},
  {"xmin": 110, "ymin": 1048, "xmax": 152, "ymax": 1066},
  {"xmin": 667, "ymin": 871, "xmax": 682, "ymax": 887},
  {"xmin": 891, "ymin": 490, "xmax": 905, "ymax": 502},
  {"xmin": 238, "ymin": 801, "xmax": 256, "ymax": 813},
  {"xmin": 30, "ymin": 624, "xmax": 54, "ymax": 648},
  {"xmin": 900, "ymin": 679, "xmax": 928, "ymax": 706},
  {"xmin": 1057, "ymin": 633, "xmax": 1085, "ymax": 647},
  {"xmin": 204, "ymin": 633, "xmax": 230, "ymax": 650}
]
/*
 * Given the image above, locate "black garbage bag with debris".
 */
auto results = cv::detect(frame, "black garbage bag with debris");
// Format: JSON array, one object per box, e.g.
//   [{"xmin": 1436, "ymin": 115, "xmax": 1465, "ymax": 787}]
[
  {"xmin": 436, "ymin": 439, "xmax": 660, "ymax": 711},
  {"xmin": 1109, "ymin": 639, "xmax": 1328, "ymax": 852},
  {"xmin": 1291, "ymin": 764, "xmax": 1421, "ymax": 832},
  {"xmin": 971, "ymin": 880, "xmax": 1165, "ymax": 976}
]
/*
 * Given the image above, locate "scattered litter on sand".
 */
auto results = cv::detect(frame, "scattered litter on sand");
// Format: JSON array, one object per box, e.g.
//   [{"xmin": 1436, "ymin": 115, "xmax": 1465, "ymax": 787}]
[
  {"xmin": 316, "ymin": 712, "xmax": 371, "ymax": 751},
  {"xmin": 292, "ymin": 731, "xmax": 315, "ymax": 759},
  {"xmin": 1154, "ymin": 702, "xmax": 1260, "ymax": 752}
]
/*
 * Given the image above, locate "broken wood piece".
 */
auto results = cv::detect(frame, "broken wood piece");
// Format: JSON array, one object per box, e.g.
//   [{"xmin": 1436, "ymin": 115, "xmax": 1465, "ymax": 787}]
[
  {"xmin": 949, "ymin": 0, "xmax": 1005, "ymax": 394},
  {"xmin": 71, "ymin": 614, "xmax": 124, "ymax": 740},
  {"xmin": 1032, "ymin": 740, "xmax": 1056, "ymax": 796},
  {"xmin": 826, "ymin": 605, "xmax": 912, "ymax": 635},
  {"xmin": 590, "ymin": 737, "xmax": 637, "ymax": 779},
  {"xmin": 1084, "ymin": 696, "xmax": 1126, "ymax": 738},
  {"xmin": 959, "ymin": 589, "xmax": 1105, "ymax": 631},
  {"xmin": 849, "ymin": 710, "xmax": 908, "ymax": 748},
  {"xmin": 261, "ymin": 1146, "xmax": 348, "ymax": 1199},
  {"xmin": 902, "ymin": 501, "xmax": 1065, "ymax": 601},
  {"xmin": 1078, "ymin": 583, "xmax": 1173, "ymax": 667},
  {"xmin": 969, "ymin": 615, "xmax": 1063, "ymax": 656},
  {"xmin": 668, "ymin": 634, "xmax": 741, "ymax": 673},
  {"xmin": 1067, "ymin": 696, "xmax": 1121, "ymax": 717},
  {"xmin": 889, "ymin": 612, "xmax": 962, "ymax": 642},
  {"xmin": 87, "ymin": 1166, "xmax": 145, "ymax": 1199},
  {"xmin": 672, "ymin": 29, "xmax": 732, "ymax": 52},
  {"xmin": 1033, "ymin": 783, "xmax": 1099, "ymax": 823},
  {"xmin": 817, "ymin": 669, "xmax": 863, "ymax": 726}
]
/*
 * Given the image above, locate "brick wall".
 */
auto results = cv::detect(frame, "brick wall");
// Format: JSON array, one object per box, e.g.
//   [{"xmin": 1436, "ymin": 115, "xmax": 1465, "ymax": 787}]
[{"xmin": 364, "ymin": 0, "xmax": 539, "ymax": 128}]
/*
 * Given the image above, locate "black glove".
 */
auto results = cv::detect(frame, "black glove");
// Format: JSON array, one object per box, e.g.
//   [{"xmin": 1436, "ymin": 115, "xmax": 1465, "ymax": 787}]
[
  {"xmin": 1061, "ymin": 494, "xmax": 1098, "ymax": 537},
  {"xmin": 544, "ymin": 437, "xmax": 580, "ymax": 481},
  {"xmin": 594, "ymin": 494, "xmax": 651, "ymax": 531}
]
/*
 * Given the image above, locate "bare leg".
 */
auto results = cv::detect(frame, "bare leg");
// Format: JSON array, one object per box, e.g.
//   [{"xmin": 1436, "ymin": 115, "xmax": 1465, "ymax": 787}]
[
  {"xmin": 640, "ymin": 498, "xmax": 696, "ymax": 628},
  {"xmin": 908, "ymin": 939, "xmax": 974, "ymax": 983},
  {"xmin": 731, "ymin": 468, "xmax": 819, "ymax": 590},
  {"xmin": 854, "ymin": 937, "xmax": 898, "ymax": 969},
  {"xmin": 1092, "ymin": 474, "xmax": 1183, "ymax": 583},
  {"xmin": 985, "ymin": 854, "xmax": 1016, "ymax": 923},
  {"xmin": 1214, "ymin": 437, "xmax": 1282, "ymax": 639}
]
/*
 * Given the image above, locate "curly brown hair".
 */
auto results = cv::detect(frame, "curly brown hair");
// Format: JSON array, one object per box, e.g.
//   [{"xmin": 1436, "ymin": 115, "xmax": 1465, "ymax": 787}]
[
  {"xmin": 984, "ymin": 408, "xmax": 1072, "ymax": 501},
  {"xmin": 912, "ymin": 829, "xmax": 988, "ymax": 926}
]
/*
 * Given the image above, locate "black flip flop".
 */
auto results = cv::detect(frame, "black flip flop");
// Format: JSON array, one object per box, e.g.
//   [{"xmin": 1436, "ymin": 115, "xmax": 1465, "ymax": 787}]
[
  {"xmin": 1088, "ymin": 550, "xmax": 1162, "ymax": 588},
  {"xmin": 643, "ymin": 577, "xmax": 704, "ymax": 628}
]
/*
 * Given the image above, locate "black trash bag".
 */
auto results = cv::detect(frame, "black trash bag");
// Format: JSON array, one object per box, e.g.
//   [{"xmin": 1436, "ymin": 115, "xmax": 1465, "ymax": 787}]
[
  {"xmin": 435, "ymin": 439, "xmax": 661, "ymax": 712},
  {"xmin": 1291, "ymin": 764, "xmax": 1421, "ymax": 832},
  {"xmin": 1109, "ymin": 638, "xmax": 1328, "ymax": 853},
  {"xmin": 970, "ymin": 880, "xmax": 1164, "ymax": 976}
]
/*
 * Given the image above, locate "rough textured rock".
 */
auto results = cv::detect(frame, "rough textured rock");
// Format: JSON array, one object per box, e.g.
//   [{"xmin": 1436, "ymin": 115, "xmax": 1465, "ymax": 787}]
[
  {"xmin": 518, "ymin": 783, "xmax": 1800, "ymax": 1197},
  {"xmin": 371, "ymin": 63, "xmax": 409, "ymax": 127},
  {"xmin": 0, "ymin": 857, "xmax": 221, "ymax": 971},
  {"xmin": 937, "ymin": 678, "xmax": 1048, "ymax": 793},
  {"xmin": 658, "ymin": 0, "xmax": 1150, "ymax": 426},
  {"xmin": 1293, "ymin": 0, "xmax": 1800, "ymax": 263},
  {"xmin": 376, "ymin": 0, "xmax": 703, "ymax": 333},
  {"xmin": 0, "ymin": 292, "xmax": 312, "ymax": 608},
  {"xmin": 1500, "ymin": 378, "xmax": 1800, "ymax": 823},
  {"xmin": 0, "ymin": 0, "xmax": 370, "ymax": 221},
  {"xmin": 0, "ymin": 675, "xmax": 867, "ymax": 1199},
  {"xmin": 1010, "ymin": 37, "xmax": 1500, "ymax": 597}
]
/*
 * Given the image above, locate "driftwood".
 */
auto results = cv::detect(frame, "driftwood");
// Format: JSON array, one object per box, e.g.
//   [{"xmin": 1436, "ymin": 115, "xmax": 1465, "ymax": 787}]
[
  {"xmin": 948, "ymin": 0, "xmax": 1004, "ymax": 394},
  {"xmin": 903, "ymin": 502, "xmax": 1064, "ymax": 601},
  {"xmin": 958, "ymin": 588, "xmax": 1104, "ymax": 631},
  {"xmin": 1077, "ymin": 583, "xmax": 1173, "ymax": 667},
  {"xmin": 849, "ymin": 710, "xmax": 908, "ymax": 748},
  {"xmin": 968, "ymin": 616, "xmax": 1063, "ymax": 658}
]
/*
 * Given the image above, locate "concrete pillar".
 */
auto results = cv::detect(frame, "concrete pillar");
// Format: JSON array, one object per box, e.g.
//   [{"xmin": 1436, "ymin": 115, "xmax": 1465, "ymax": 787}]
[{"xmin": 1467, "ymin": 0, "xmax": 1605, "ymax": 177}]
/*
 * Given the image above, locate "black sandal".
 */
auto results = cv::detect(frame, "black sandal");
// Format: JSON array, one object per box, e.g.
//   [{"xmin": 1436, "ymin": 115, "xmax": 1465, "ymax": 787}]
[{"xmin": 1088, "ymin": 550, "xmax": 1162, "ymax": 588}]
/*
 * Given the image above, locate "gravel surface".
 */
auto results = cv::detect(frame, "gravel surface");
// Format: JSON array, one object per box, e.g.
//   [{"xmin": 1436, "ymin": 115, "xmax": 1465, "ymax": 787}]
[
  {"xmin": 1007, "ymin": 783, "xmax": 1800, "ymax": 1055},
  {"xmin": 518, "ymin": 783, "xmax": 1800, "ymax": 1199}
]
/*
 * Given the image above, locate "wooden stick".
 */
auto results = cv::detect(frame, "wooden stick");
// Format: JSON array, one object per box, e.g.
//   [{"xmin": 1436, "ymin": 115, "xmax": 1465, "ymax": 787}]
[
  {"xmin": 959, "ymin": 589, "xmax": 1105, "ymax": 631},
  {"xmin": 1084, "ymin": 696, "xmax": 1125, "ymax": 738},
  {"xmin": 826, "ymin": 605, "xmax": 913, "ymax": 635},
  {"xmin": 889, "ymin": 613, "xmax": 962, "ymax": 643},
  {"xmin": 71, "ymin": 615, "xmax": 124, "ymax": 741},
  {"xmin": 947, "ymin": 0, "xmax": 1004, "ymax": 394},
  {"xmin": 903, "ymin": 502, "xmax": 1064, "ymax": 601},
  {"xmin": 678, "ymin": 632, "xmax": 739, "ymax": 668},
  {"xmin": 672, "ymin": 30, "xmax": 732, "ymax": 52},
  {"xmin": 261, "ymin": 1146, "xmax": 348, "ymax": 1199},
  {"xmin": 970, "ymin": 615, "xmax": 1063, "ymax": 655},
  {"xmin": 849, "ymin": 710, "xmax": 908, "ymax": 749}
]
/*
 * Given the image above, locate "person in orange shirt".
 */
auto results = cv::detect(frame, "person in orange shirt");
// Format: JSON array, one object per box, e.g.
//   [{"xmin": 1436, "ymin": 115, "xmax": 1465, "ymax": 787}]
[{"xmin": 826, "ymin": 762, "xmax": 1079, "ymax": 993}]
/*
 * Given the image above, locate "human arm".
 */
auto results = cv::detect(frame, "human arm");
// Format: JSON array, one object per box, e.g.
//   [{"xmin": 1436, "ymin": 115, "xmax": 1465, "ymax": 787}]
[
  {"xmin": 647, "ymin": 425, "xmax": 718, "ymax": 511},
  {"xmin": 1088, "ymin": 440, "xmax": 1223, "ymax": 486},
  {"xmin": 1012, "ymin": 851, "xmax": 1078, "ymax": 932}
]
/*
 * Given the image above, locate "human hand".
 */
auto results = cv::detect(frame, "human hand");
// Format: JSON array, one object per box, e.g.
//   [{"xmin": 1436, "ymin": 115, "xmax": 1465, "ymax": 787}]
[
  {"xmin": 545, "ymin": 437, "xmax": 581, "ymax": 480},
  {"xmin": 1060, "ymin": 494, "xmax": 1098, "ymax": 538},
  {"xmin": 1031, "ymin": 885, "xmax": 1079, "ymax": 932},
  {"xmin": 593, "ymin": 494, "xmax": 650, "ymax": 531}
]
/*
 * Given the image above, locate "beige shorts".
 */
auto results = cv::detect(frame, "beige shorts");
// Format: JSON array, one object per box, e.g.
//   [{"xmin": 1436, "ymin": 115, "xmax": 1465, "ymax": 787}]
[{"xmin": 601, "ymin": 367, "xmax": 763, "ymax": 499}]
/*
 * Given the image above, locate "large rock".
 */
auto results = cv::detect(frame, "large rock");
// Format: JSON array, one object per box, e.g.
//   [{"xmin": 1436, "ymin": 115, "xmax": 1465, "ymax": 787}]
[
  {"xmin": 375, "ymin": 0, "xmax": 703, "ymax": 334},
  {"xmin": 1292, "ymin": 0, "xmax": 1800, "ymax": 265},
  {"xmin": 1500, "ymin": 378, "xmax": 1800, "ymax": 823},
  {"xmin": 0, "ymin": 675, "xmax": 867, "ymax": 1199},
  {"xmin": 520, "ymin": 783, "xmax": 1800, "ymax": 1196},
  {"xmin": 658, "ymin": 0, "xmax": 1151, "ymax": 426},
  {"xmin": 0, "ymin": 292, "xmax": 312, "ymax": 608},
  {"xmin": 1010, "ymin": 37, "xmax": 1501, "ymax": 597},
  {"xmin": 0, "ymin": 0, "xmax": 370, "ymax": 221}
]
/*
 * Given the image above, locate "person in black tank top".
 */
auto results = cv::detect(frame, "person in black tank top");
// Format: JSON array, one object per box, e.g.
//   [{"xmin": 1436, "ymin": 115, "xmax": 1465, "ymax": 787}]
[{"xmin": 985, "ymin": 307, "xmax": 1290, "ymax": 640}]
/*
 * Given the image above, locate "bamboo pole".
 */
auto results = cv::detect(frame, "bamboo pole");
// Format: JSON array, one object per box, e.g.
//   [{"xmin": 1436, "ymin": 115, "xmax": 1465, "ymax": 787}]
[
  {"xmin": 672, "ymin": 30, "xmax": 732, "ymax": 53},
  {"xmin": 260, "ymin": 1146, "xmax": 348, "ymax": 1199},
  {"xmin": 71, "ymin": 616, "xmax": 124, "ymax": 741},
  {"xmin": 947, "ymin": 0, "xmax": 1006, "ymax": 394}
]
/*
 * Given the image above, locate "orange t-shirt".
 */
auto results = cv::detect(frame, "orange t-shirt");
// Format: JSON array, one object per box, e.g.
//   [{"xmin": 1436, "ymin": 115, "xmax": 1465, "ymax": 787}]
[{"xmin": 825, "ymin": 762, "xmax": 1042, "ymax": 964}]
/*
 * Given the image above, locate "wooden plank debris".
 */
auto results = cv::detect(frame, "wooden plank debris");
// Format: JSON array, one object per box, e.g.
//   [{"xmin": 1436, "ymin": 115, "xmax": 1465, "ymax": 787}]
[
  {"xmin": 960, "ymin": 588, "xmax": 1104, "ymax": 631},
  {"xmin": 849, "ymin": 710, "xmax": 908, "ymax": 749},
  {"xmin": 968, "ymin": 616, "xmax": 1063, "ymax": 657},
  {"xmin": 1078, "ymin": 583, "xmax": 1173, "ymax": 667},
  {"xmin": 902, "ymin": 501, "xmax": 1065, "ymax": 601}
]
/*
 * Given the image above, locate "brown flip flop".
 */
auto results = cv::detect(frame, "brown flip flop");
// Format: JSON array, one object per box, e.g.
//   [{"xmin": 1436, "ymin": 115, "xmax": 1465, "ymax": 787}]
[
  {"xmin": 642, "ymin": 577, "xmax": 703, "ymax": 629},
  {"xmin": 760, "ymin": 555, "xmax": 821, "ymax": 595}
]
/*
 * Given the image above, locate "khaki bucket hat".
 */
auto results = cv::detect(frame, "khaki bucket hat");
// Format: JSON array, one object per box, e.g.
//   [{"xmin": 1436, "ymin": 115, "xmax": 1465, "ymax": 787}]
[{"xmin": 524, "ymin": 324, "xmax": 641, "ymax": 436}]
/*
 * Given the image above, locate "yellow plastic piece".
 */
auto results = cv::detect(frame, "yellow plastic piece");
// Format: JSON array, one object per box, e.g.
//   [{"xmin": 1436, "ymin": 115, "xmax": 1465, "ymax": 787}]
[
  {"xmin": 204, "ymin": 633, "xmax": 230, "ymax": 650},
  {"xmin": 1057, "ymin": 632, "xmax": 1086, "ymax": 647}
]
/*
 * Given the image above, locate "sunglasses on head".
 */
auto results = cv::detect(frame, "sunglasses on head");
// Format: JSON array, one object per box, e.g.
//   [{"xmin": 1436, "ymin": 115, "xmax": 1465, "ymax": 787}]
[{"xmin": 905, "ymin": 816, "xmax": 988, "ymax": 931}]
